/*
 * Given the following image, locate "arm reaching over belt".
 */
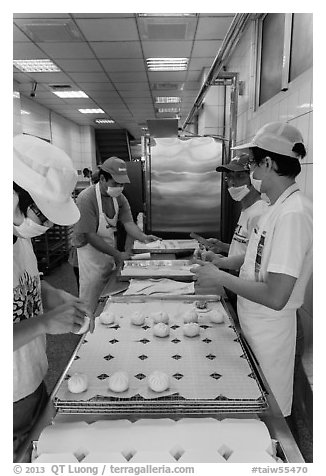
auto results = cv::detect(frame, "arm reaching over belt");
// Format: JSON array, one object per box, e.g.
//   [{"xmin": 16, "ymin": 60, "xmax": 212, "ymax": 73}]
[
  {"xmin": 124, "ymin": 221, "xmax": 160, "ymax": 243},
  {"xmin": 85, "ymin": 231, "xmax": 131, "ymax": 266}
]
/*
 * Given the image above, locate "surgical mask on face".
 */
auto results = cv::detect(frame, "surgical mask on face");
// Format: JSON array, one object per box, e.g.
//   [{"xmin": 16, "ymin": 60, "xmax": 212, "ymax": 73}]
[
  {"xmin": 228, "ymin": 185, "xmax": 250, "ymax": 201},
  {"xmin": 107, "ymin": 186, "xmax": 123, "ymax": 197},
  {"xmin": 250, "ymin": 171, "xmax": 262, "ymax": 193},
  {"xmin": 13, "ymin": 217, "xmax": 50, "ymax": 239}
]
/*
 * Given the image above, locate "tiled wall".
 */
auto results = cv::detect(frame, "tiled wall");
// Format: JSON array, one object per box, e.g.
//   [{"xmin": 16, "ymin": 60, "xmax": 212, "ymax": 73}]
[
  {"xmin": 13, "ymin": 81, "xmax": 96, "ymax": 178},
  {"xmin": 197, "ymin": 20, "xmax": 313, "ymax": 378}
]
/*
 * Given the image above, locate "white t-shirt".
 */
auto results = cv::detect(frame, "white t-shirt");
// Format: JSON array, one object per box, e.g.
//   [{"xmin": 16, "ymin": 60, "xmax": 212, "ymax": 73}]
[
  {"xmin": 228, "ymin": 199, "xmax": 269, "ymax": 257},
  {"xmin": 13, "ymin": 237, "xmax": 47, "ymax": 402},
  {"xmin": 237, "ymin": 183, "xmax": 313, "ymax": 416}
]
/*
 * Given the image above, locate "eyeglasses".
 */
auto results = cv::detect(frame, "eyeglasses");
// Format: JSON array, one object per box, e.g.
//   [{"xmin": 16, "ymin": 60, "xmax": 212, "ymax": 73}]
[
  {"xmin": 224, "ymin": 172, "xmax": 249, "ymax": 183},
  {"xmin": 28, "ymin": 203, "xmax": 49, "ymax": 225}
]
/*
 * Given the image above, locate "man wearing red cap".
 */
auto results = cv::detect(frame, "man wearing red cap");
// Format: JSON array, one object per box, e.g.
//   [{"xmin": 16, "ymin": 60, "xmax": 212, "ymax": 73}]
[
  {"xmin": 73, "ymin": 156, "xmax": 158, "ymax": 313},
  {"xmin": 191, "ymin": 122, "xmax": 313, "ymax": 418}
]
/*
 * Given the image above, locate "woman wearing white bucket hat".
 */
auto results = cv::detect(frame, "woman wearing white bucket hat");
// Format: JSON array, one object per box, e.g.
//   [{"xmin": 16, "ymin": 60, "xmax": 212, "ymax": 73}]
[
  {"xmin": 191, "ymin": 122, "xmax": 312, "ymax": 419},
  {"xmin": 13, "ymin": 134, "xmax": 94, "ymax": 459}
]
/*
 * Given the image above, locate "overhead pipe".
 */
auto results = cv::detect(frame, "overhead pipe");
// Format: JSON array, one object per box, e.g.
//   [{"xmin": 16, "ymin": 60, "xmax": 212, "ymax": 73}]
[{"xmin": 181, "ymin": 13, "xmax": 252, "ymax": 131}]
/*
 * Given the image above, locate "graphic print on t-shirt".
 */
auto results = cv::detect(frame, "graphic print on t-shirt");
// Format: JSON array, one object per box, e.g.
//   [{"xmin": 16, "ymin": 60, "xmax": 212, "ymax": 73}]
[
  {"xmin": 233, "ymin": 224, "xmax": 247, "ymax": 245},
  {"xmin": 13, "ymin": 271, "xmax": 42, "ymax": 323}
]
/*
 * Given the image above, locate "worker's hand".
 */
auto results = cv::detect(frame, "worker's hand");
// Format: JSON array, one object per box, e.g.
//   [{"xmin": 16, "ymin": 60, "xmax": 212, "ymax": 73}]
[
  {"xmin": 42, "ymin": 300, "xmax": 93, "ymax": 335},
  {"xmin": 143, "ymin": 234, "xmax": 161, "ymax": 243},
  {"xmin": 206, "ymin": 238, "xmax": 226, "ymax": 254},
  {"xmin": 113, "ymin": 250, "xmax": 131, "ymax": 268},
  {"xmin": 190, "ymin": 260, "xmax": 222, "ymax": 288},
  {"xmin": 57, "ymin": 291, "xmax": 95, "ymax": 333},
  {"xmin": 211, "ymin": 254, "xmax": 225, "ymax": 267}
]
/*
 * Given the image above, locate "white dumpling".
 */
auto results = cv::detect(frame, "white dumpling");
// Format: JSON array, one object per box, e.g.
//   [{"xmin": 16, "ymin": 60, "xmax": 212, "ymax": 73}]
[
  {"xmin": 67, "ymin": 373, "xmax": 88, "ymax": 394},
  {"xmin": 183, "ymin": 309, "xmax": 198, "ymax": 323},
  {"xmin": 183, "ymin": 322, "xmax": 200, "ymax": 337},
  {"xmin": 152, "ymin": 311, "xmax": 169, "ymax": 324},
  {"xmin": 208, "ymin": 309, "xmax": 224, "ymax": 324},
  {"xmin": 73, "ymin": 315, "xmax": 90, "ymax": 335},
  {"xmin": 99, "ymin": 311, "xmax": 115, "ymax": 325},
  {"xmin": 153, "ymin": 323, "xmax": 170, "ymax": 337},
  {"xmin": 148, "ymin": 371, "xmax": 170, "ymax": 393},
  {"xmin": 131, "ymin": 311, "xmax": 146, "ymax": 326},
  {"xmin": 108, "ymin": 371, "xmax": 129, "ymax": 393}
]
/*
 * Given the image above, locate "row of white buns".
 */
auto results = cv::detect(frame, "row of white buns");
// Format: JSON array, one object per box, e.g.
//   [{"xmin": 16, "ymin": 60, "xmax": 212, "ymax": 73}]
[{"xmin": 36, "ymin": 418, "xmax": 276, "ymax": 462}]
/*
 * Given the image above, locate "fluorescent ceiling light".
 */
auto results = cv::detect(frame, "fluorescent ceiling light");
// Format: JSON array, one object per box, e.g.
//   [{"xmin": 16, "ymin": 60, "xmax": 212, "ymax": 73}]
[
  {"xmin": 13, "ymin": 91, "xmax": 20, "ymax": 98},
  {"xmin": 53, "ymin": 91, "xmax": 88, "ymax": 98},
  {"xmin": 94, "ymin": 119, "xmax": 115, "ymax": 124},
  {"xmin": 13, "ymin": 59, "xmax": 60, "ymax": 73},
  {"xmin": 78, "ymin": 109, "xmax": 104, "ymax": 114},
  {"xmin": 21, "ymin": 110, "xmax": 30, "ymax": 115},
  {"xmin": 147, "ymin": 58, "xmax": 188, "ymax": 72},
  {"xmin": 155, "ymin": 96, "xmax": 181, "ymax": 104},
  {"xmin": 138, "ymin": 13, "xmax": 196, "ymax": 17},
  {"xmin": 157, "ymin": 107, "xmax": 180, "ymax": 113}
]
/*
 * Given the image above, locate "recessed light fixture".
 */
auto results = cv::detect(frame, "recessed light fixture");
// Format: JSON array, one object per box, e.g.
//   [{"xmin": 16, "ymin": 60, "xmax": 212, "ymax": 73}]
[
  {"xmin": 78, "ymin": 109, "xmax": 104, "ymax": 114},
  {"xmin": 147, "ymin": 58, "xmax": 188, "ymax": 72},
  {"xmin": 138, "ymin": 13, "xmax": 196, "ymax": 17},
  {"xmin": 13, "ymin": 59, "xmax": 61, "ymax": 73},
  {"xmin": 94, "ymin": 119, "xmax": 115, "ymax": 124},
  {"xmin": 21, "ymin": 110, "xmax": 30, "ymax": 115},
  {"xmin": 53, "ymin": 91, "xmax": 88, "ymax": 98},
  {"xmin": 157, "ymin": 107, "xmax": 180, "ymax": 113},
  {"xmin": 155, "ymin": 96, "xmax": 181, "ymax": 104},
  {"xmin": 13, "ymin": 91, "xmax": 20, "ymax": 98}
]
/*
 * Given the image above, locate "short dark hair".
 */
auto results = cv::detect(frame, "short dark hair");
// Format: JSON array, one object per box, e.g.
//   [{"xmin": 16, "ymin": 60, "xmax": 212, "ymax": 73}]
[
  {"xmin": 251, "ymin": 147, "xmax": 302, "ymax": 179},
  {"xmin": 99, "ymin": 169, "xmax": 113, "ymax": 181},
  {"xmin": 13, "ymin": 182, "xmax": 33, "ymax": 216}
]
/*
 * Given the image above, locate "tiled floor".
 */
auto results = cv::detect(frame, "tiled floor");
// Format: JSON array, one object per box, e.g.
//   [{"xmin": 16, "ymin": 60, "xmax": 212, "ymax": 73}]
[{"xmin": 43, "ymin": 261, "xmax": 313, "ymax": 462}]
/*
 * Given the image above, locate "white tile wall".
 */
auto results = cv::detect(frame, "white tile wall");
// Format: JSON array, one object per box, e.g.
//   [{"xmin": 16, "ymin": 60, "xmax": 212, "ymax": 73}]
[{"xmin": 13, "ymin": 85, "xmax": 96, "ymax": 174}]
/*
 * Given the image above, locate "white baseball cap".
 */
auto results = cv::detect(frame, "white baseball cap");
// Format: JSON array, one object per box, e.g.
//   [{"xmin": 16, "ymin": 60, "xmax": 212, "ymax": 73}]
[
  {"xmin": 13, "ymin": 134, "xmax": 80, "ymax": 226},
  {"xmin": 232, "ymin": 122, "xmax": 305, "ymax": 158}
]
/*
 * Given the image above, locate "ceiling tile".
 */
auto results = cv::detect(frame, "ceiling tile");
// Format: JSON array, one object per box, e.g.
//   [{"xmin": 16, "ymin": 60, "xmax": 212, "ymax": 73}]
[
  {"xmin": 90, "ymin": 41, "xmax": 143, "ymax": 59},
  {"xmin": 148, "ymin": 71, "xmax": 187, "ymax": 82},
  {"xmin": 13, "ymin": 14, "xmax": 71, "ymax": 19},
  {"xmin": 109, "ymin": 72, "xmax": 148, "ymax": 83},
  {"xmin": 76, "ymin": 82, "xmax": 115, "ymax": 91},
  {"xmin": 115, "ymin": 83, "xmax": 150, "ymax": 91},
  {"xmin": 72, "ymin": 13, "xmax": 135, "ymax": 18},
  {"xmin": 22, "ymin": 72, "xmax": 72, "ymax": 83},
  {"xmin": 186, "ymin": 71, "xmax": 202, "ymax": 81},
  {"xmin": 195, "ymin": 17, "xmax": 234, "ymax": 40},
  {"xmin": 68, "ymin": 72, "xmax": 109, "ymax": 82},
  {"xmin": 38, "ymin": 42, "xmax": 94, "ymax": 59},
  {"xmin": 101, "ymin": 59, "xmax": 146, "ymax": 73},
  {"xmin": 54, "ymin": 59, "xmax": 103, "ymax": 72},
  {"xmin": 75, "ymin": 18, "xmax": 139, "ymax": 41},
  {"xmin": 119, "ymin": 90, "xmax": 152, "ymax": 98},
  {"xmin": 192, "ymin": 40, "xmax": 223, "ymax": 57},
  {"xmin": 13, "ymin": 42, "xmax": 48, "ymax": 59},
  {"xmin": 13, "ymin": 25, "xmax": 31, "ymax": 42},
  {"xmin": 142, "ymin": 40, "xmax": 192, "ymax": 57},
  {"xmin": 189, "ymin": 57, "xmax": 215, "ymax": 70}
]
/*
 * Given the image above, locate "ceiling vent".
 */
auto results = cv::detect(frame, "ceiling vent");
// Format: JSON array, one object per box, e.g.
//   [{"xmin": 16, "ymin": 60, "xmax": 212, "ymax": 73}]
[
  {"xmin": 152, "ymin": 82, "xmax": 184, "ymax": 91},
  {"xmin": 138, "ymin": 17, "xmax": 197, "ymax": 40},
  {"xmin": 49, "ymin": 84, "xmax": 72, "ymax": 91},
  {"xmin": 18, "ymin": 20, "xmax": 82, "ymax": 42}
]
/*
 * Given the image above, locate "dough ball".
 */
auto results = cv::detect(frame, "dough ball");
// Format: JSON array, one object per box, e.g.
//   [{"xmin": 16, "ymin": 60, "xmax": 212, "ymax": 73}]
[
  {"xmin": 68, "ymin": 373, "xmax": 88, "ymax": 394},
  {"xmin": 153, "ymin": 323, "xmax": 170, "ymax": 338},
  {"xmin": 99, "ymin": 311, "xmax": 115, "ymax": 325},
  {"xmin": 183, "ymin": 309, "xmax": 198, "ymax": 323},
  {"xmin": 152, "ymin": 311, "xmax": 169, "ymax": 324},
  {"xmin": 131, "ymin": 311, "xmax": 146, "ymax": 326},
  {"xmin": 148, "ymin": 371, "xmax": 170, "ymax": 393},
  {"xmin": 195, "ymin": 300, "xmax": 208, "ymax": 310},
  {"xmin": 208, "ymin": 309, "xmax": 224, "ymax": 324},
  {"xmin": 73, "ymin": 315, "xmax": 90, "ymax": 335},
  {"xmin": 183, "ymin": 322, "xmax": 200, "ymax": 337},
  {"xmin": 108, "ymin": 371, "xmax": 129, "ymax": 393}
]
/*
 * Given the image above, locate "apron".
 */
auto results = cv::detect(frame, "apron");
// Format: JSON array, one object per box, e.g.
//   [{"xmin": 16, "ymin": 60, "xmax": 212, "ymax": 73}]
[
  {"xmin": 237, "ymin": 186, "xmax": 300, "ymax": 417},
  {"xmin": 77, "ymin": 183, "xmax": 119, "ymax": 313}
]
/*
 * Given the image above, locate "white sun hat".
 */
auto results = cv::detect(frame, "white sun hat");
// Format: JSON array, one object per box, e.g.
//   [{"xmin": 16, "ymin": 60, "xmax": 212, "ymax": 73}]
[{"xmin": 13, "ymin": 134, "xmax": 80, "ymax": 226}]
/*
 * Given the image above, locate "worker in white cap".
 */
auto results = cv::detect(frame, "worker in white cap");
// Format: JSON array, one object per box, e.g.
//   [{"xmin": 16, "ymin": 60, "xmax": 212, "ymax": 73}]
[
  {"xmin": 199, "ymin": 153, "xmax": 269, "ymax": 270},
  {"xmin": 73, "ymin": 156, "xmax": 159, "ymax": 313},
  {"xmin": 13, "ymin": 134, "xmax": 94, "ymax": 458},
  {"xmin": 191, "ymin": 122, "xmax": 312, "ymax": 418}
]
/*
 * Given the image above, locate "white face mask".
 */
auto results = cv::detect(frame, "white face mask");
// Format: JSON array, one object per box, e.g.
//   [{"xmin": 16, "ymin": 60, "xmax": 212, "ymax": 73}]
[
  {"xmin": 107, "ymin": 186, "xmax": 123, "ymax": 197},
  {"xmin": 228, "ymin": 185, "xmax": 250, "ymax": 201},
  {"xmin": 13, "ymin": 217, "xmax": 50, "ymax": 239},
  {"xmin": 250, "ymin": 171, "xmax": 262, "ymax": 193}
]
